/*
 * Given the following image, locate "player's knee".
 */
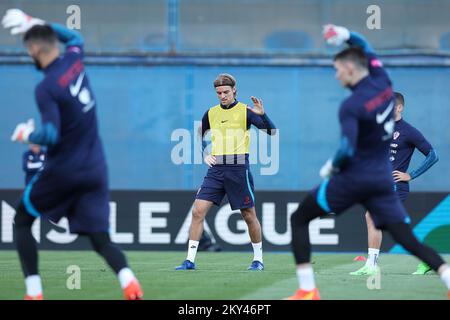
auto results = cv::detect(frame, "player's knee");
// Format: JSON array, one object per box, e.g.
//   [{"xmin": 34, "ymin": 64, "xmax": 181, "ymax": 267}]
[
  {"xmin": 192, "ymin": 206, "xmax": 206, "ymax": 222},
  {"xmin": 365, "ymin": 212, "xmax": 375, "ymax": 227},
  {"xmin": 240, "ymin": 208, "xmax": 256, "ymax": 222},
  {"xmin": 14, "ymin": 202, "xmax": 35, "ymax": 229}
]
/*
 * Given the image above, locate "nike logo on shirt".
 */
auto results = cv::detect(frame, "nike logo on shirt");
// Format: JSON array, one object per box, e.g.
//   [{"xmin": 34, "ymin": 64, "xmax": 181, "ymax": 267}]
[
  {"xmin": 69, "ymin": 71, "xmax": 85, "ymax": 97},
  {"xmin": 376, "ymin": 101, "xmax": 394, "ymax": 124}
]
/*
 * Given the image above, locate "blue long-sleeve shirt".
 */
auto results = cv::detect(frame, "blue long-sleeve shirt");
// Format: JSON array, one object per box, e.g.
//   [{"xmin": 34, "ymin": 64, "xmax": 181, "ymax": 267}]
[
  {"xmin": 28, "ymin": 24, "xmax": 106, "ymax": 172},
  {"xmin": 29, "ymin": 24, "xmax": 84, "ymax": 147},
  {"xmin": 201, "ymin": 100, "xmax": 276, "ymax": 137},
  {"xmin": 390, "ymin": 118, "xmax": 438, "ymax": 191}
]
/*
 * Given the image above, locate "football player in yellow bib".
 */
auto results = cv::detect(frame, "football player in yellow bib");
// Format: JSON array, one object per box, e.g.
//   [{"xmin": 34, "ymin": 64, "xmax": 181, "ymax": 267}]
[{"xmin": 176, "ymin": 73, "xmax": 276, "ymax": 271}]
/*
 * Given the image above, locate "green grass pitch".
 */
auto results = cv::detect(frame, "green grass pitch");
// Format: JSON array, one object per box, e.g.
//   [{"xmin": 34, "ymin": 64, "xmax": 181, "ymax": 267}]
[{"xmin": 0, "ymin": 250, "xmax": 448, "ymax": 300}]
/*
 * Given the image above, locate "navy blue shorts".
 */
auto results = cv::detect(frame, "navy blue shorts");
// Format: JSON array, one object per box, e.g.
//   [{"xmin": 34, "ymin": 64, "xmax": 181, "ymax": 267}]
[
  {"xmin": 314, "ymin": 173, "xmax": 410, "ymax": 228},
  {"xmin": 394, "ymin": 183, "xmax": 409, "ymax": 203},
  {"xmin": 22, "ymin": 164, "xmax": 110, "ymax": 234},
  {"xmin": 196, "ymin": 166, "xmax": 255, "ymax": 210},
  {"xmin": 396, "ymin": 190, "xmax": 409, "ymax": 203}
]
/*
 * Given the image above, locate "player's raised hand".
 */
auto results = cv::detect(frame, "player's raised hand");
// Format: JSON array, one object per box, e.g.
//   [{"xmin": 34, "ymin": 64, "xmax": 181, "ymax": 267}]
[
  {"xmin": 248, "ymin": 96, "xmax": 265, "ymax": 115},
  {"xmin": 392, "ymin": 170, "xmax": 411, "ymax": 182},
  {"xmin": 319, "ymin": 158, "xmax": 335, "ymax": 179},
  {"xmin": 323, "ymin": 24, "xmax": 350, "ymax": 46},
  {"xmin": 204, "ymin": 154, "xmax": 217, "ymax": 167},
  {"xmin": 11, "ymin": 118, "xmax": 35, "ymax": 143},
  {"xmin": 1, "ymin": 9, "xmax": 45, "ymax": 35}
]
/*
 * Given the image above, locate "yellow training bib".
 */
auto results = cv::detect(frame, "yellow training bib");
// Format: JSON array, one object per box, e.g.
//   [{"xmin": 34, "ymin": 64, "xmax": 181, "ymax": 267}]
[{"xmin": 208, "ymin": 102, "xmax": 249, "ymax": 155}]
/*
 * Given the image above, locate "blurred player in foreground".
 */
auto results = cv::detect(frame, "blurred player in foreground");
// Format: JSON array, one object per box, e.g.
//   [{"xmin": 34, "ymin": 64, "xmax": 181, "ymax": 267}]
[
  {"xmin": 2, "ymin": 9, "xmax": 143, "ymax": 300},
  {"xmin": 175, "ymin": 73, "xmax": 276, "ymax": 271},
  {"xmin": 287, "ymin": 24, "xmax": 450, "ymax": 300},
  {"xmin": 350, "ymin": 92, "xmax": 438, "ymax": 276}
]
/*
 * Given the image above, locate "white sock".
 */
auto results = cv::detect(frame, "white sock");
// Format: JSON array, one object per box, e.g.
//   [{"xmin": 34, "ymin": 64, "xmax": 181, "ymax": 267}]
[
  {"xmin": 252, "ymin": 242, "xmax": 263, "ymax": 263},
  {"xmin": 187, "ymin": 240, "xmax": 199, "ymax": 263},
  {"xmin": 440, "ymin": 268, "xmax": 450, "ymax": 289},
  {"xmin": 296, "ymin": 267, "xmax": 316, "ymax": 291},
  {"xmin": 118, "ymin": 268, "xmax": 136, "ymax": 289},
  {"xmin": 366, "ymin": 248, "xmax": 380, "ymax": 268},
  {"xmin": 25, "ymin": 275, "xmax": 42, "ymax": 296}
]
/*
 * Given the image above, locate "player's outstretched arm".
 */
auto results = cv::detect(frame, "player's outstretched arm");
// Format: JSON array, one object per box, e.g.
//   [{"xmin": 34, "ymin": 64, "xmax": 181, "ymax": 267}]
[
  {"xmin": 1, "ymin": 9, "xmax": 83, "ymax": 50},
  {"xmin": 248, "ymin": 97, "xmax": 277, "ymax": 135},
  {"xmin": 28, "ymin": 123, "xmax": 58, "ymax": 146},
  {"xmin": 346, "ymin": 31, "xmax": 375, "ymax": 55},
  {"xmin": 331, "ymin": 136, "xmax": 355, "ymax": 169},
  {"xmin": 323, "ymin": 24, "xmax": 389, "ymax": 82},
  {"xmin": 320, "ymin": 135, "xmax": 355, "ymax": 179},
  {"xmin": 10, "ymin": 117, "xmax": 58, "ymax": 147},
  {"xmin": 50, "ymin": 23, "xmax": 84, "ymax": 49},
  {"xmin": 320, "ymin": 104, "xmax": 358, "ymax": 179},
  {"xmin": 11, "ymin": 119, "xmax": 35, "ymax": 144},
  {"xmin": 323, "ymin": 24, "xmax": 374, "ymax": 54},
  {"xmin": 1, "ymin": 9, "xmax": 44, "ymax": 35},
  {"xmin": 22, "ymin": 87, "xmax": 60, "ymax": 147}
]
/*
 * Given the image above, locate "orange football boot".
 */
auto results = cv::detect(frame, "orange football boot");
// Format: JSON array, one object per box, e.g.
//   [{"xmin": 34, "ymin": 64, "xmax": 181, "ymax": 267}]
[
  {"xmin": 123, "ymin": 280, "xmax": 143, "ymax": 300},
  {"xmin": 24, "ymin": 293, "xmax": 43, "ymax": 300},
  {"xmin": 285, "ymin": 288, "xmax": 321, "ymax": 300}
]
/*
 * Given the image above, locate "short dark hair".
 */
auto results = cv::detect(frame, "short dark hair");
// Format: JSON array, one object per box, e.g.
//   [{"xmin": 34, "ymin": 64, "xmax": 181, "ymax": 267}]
[
  {"xmin": 394, "ymin": 92, "xmax": 404, "ymax": 106},
  {"xmin": 334, "ymin": 47, "xmax": 368, "ymax": 70},
  {"xmin": 213, "ymin": 73, "xmax": 237, "ymax": 88},
  {"xmin": 23, "ymin": 24, "xmax": 57, "ymax": 47}
]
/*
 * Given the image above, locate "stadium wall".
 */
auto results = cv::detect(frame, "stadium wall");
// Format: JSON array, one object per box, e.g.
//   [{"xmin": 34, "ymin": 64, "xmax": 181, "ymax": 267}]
[
  {"xmin": 1, "ymin": 64, "xmax": 449, "ymax": 191},
  {"xmin": 1, "ymin": 0, "xmax": 450, "ymax": 54}
]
